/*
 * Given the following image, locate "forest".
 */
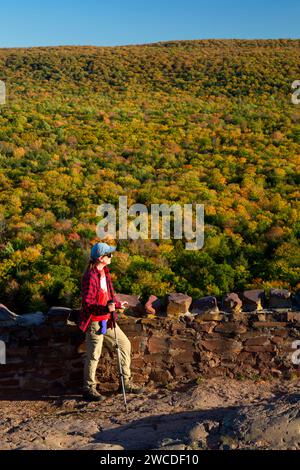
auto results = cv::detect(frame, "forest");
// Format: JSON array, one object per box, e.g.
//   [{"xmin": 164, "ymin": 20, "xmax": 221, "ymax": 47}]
[{"xmin": 0, "ymin": 39, "xmax": 299, "ymax": 313}]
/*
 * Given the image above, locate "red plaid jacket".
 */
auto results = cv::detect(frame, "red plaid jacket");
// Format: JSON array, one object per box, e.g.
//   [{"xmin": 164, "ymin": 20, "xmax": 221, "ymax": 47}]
[{"xmin": 79, "ymin": 265, "xmax": 122, "ymax": 332}]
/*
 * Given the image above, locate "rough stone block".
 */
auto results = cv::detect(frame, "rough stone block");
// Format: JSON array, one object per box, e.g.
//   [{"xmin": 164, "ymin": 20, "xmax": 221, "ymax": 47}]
[
  {"xmin": 171, "ymin": 348, "xmax": 196, "ymax": 363},
  {"xmin": 147, "ymin": 335, "xmax": 169, "ymax": 354},
  {"xmin": 115, "ymin": 294, "xmax": 146, "ymax": 316},
  {"xmin": 145, "ymin": 295, "xmax": 165, "ymax": 316},
  {"xmin": 149, "ymin": 368, "xmax": 173, "ymax": 385},
  {"xmin": 253, "ymin": 321, "xmax": 287, "ymax": 329},
  {"xmin": 236, "ymin": 351, "xmax": 256, "ymax": 365},
  {"xmin": 46, "ymin": 307, "xmax": 72, "ymax": 326},
  {"xmin": 190, "ymin": 296, "xmax": 219, "ymax": 314},
  {"xmin": 242, "ymin": 289, "xmax": 266, "ymax": 311},
  {"xmin": 169, "ymin": 321, "xmax": 188, "ymax": 335},
  {"xmin": 192, "ymin": 321, "xmax": 217, "ymax": 333},
  {"xmin": 195, "ymin": 312, "xmax": 224, "ymax": 321},
  {"xmin": 166, "ymin": 293, "xmax": 192, "ymax": 318},
  {"xmin": 130, "ymin": 335, "xmax": 148, "ymax": 353},
  {"xmin": 214, "ymin": 322, "xmax": 247, "ymax": 335},
  {"xmin": 144, "ymin": 352, "xmax": 168, "ymax": 365},
  {"xmin": 293, "ymin": 289, "xmax": 300, "ymax": 308},
  {"xmin": 172, "ymin": 363, "xmax": 197, "ymax": 379},
  {"xmin": 244, "ymin": 336, "xmax": 270, "ymax": 346},
  {"xmin": 0, "ymin": 304, "xmax": 19, "ymax": 326},
  {"xmin": 200, "ymin": 338, "xmax": 242, "ymax": 354},
  {"xmin": 17, "ymin": 312, "xmax": 45, "ymax": 327},
  {"xmin": 283, "ymin": 312, "xmax": 300, "ymax": 323},
  {"xmin": 222, "ymin": 292, "xmax": 242, "ymax": 313},
  {"xmin": 69, "ymin": 308, "xmax": 81, "ymax": 325},
  {"xmin": 118, "ymin": 317, "xmax": 143, "ymax": 334},
  {"xmin": 169, "ymin": 338, "xmax": 194, "ymax": 350},
  {"xmin": 269, "ymin": 288, "xmax": 292, "ymax": 309},
  {"xmin": 271, "ymin": 336, "xmax": 284, "ymax": 345},
  {"xmin": 244, "ymin": 344, "xmax": 275, "ymax": 353}
]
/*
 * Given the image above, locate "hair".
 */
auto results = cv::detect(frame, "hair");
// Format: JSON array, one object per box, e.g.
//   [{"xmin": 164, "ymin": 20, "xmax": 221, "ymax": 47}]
[{"xmin": 83, "ymin": 257, "xmax": 103, "ymax": 275}]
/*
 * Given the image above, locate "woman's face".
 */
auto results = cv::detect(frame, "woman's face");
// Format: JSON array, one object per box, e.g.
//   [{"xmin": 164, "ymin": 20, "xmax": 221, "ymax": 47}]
[{"xmin": 99, "ymin": 253, "xmax": 112, "ymax": 266}]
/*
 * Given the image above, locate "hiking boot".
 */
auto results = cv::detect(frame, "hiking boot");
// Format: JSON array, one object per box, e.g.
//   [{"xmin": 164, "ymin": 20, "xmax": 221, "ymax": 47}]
[
  {"xmin": 82, "ymin": 387, "xmax": 105, "ymax": 402},
  {"xmin": 119, "ymin": 378, "xmax": 144, "ymax": 394}
]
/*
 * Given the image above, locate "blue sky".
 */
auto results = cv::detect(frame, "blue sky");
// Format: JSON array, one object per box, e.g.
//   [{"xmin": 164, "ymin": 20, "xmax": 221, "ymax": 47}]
[{"xmin": 0, "ymin": 0, "xmax": 299, "ymax": 48}]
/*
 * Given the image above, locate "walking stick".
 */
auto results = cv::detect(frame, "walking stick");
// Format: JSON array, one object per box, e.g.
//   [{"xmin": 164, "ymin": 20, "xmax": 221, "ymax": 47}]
[{"xmin": 108, "ymin": 304, "xmax": 128, "ymax": 414}]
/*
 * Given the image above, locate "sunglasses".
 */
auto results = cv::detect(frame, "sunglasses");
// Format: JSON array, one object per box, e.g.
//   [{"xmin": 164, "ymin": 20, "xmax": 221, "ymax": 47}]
[{"xmin": 105, "ymin": 253, "xmax": 113, "ymax": 258}]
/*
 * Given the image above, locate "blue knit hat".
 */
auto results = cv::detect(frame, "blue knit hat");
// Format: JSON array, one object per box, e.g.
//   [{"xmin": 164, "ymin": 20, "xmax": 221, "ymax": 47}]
[{"xmin": 90, "ymin": 242, "xmax": 116, "ymax": 260}]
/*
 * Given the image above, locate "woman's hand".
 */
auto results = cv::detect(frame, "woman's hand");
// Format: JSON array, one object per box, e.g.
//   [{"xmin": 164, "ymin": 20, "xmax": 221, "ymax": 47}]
[
  {"xmin": 107, "ymin": 301, "xmax": 116, "ymax": 312},
  {"xmin": 108, "ymin": 300, "xmax": 128, "ymax": 311}
]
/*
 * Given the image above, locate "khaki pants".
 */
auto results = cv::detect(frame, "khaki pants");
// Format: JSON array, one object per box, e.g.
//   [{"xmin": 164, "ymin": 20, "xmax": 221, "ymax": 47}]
[{"xmin": 83, "ymin": 321, "xmax": 131, "ymax": 390}]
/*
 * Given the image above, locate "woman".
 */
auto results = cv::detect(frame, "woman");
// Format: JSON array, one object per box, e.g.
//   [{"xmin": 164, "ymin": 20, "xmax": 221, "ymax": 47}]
[{"xmin": 79, "ymin": 242, "xmax": 143, "ymax": 401}]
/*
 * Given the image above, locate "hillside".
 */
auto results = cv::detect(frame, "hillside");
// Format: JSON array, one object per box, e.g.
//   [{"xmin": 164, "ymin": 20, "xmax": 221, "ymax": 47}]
[{"xmin": 0, "ymin": 39, "xmax": 299, "ymax": 313}]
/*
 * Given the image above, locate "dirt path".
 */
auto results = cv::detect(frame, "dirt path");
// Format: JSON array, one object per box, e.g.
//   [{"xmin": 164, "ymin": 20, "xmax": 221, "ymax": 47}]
[{"xmin": 1, "ymin": 378, "xmax": 300, "ymax": 450}]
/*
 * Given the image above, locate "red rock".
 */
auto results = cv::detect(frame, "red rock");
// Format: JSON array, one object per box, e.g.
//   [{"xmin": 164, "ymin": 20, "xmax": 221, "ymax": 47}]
[
  {"xmin": 190, "ymin": 296, "xmax": 219, "ymax": 314},
  {"xmin": 195, "ymin": 312, "xmax": 224, "ymax": 321},
  {"xmin": 130, "ymin": 335, "xmax": 148, "ymax": 353},
  {"xmin": 222, "ymin": 292, "xmax": 242, "ymax": 313},
  {"xmin": 166, "ymin": 293, "xmax": 192, "ymax": 318},
  {"xmin": 145, "ymin": 295, "xmax": 164, "ymax": 316},
  {"xmin": 253, "ymin": 321, "xmax": 287, "ymax": 328},
  {"xmin": 207, "ymin": 366, "xmax": 229, "ymax": 377},
  {"xmin": 149, "ymin": 369, "xmax": 173, "ymax": 385},
  {"xmin": 244, "ymin": 336, "xmax": 270, "ymax": 346},
  {"xmin": 271, "ymin": 328, "xmax": 288, "ymax": 337},
  {"xmin": 131, "ymin": 357, "xmax": 146, "ymax": 368},
  {"xmin": 169, "ymin": 338, "xmax": 194, "ymax": 350},
  {"xmin": 256, "ymin": 352, "xmax": 274, "ymax": 362},
  {"xmin": 147, "ymin": 335, "xmax": 169, "ymax": 353},
  {"xmin": 115, "ymin": 294, "xmax": 146, "ymax": 316},
  {"xmin": 236, "ymin": 351, "xmax": 256, "ymax": 364},
  {"xmin": 46, "ymin": 307, "xmax": 72, "ymax": 325},
  {"xmin": 0, "ymin": 303, "xmax": 19, "ymax": 325},
  {"xmin": 215, "ymin": 322, "xmax": 247, "ymax": 334},
  {"xmin": 169, "ymin": 322, "xmax": 187, "ymax": 335},
  {"xmin": 242, "ymin": 289, "xmax": 266, "ymax": 311},
  {"xmin": 244, "ymin": 344, "xmax": 275, "ymax": 353},
  {"xmin": 269, "ymin": 288, "xmax": 291, "ymax": 309},
  {"xmin": 118, "ymin": 318, "xmax": 143, "ymax": 334},
  {"xmin": 192, "ymin": 321, "xmax": 217, "ymax": 333},
  {"xmin": 270, "ymin": 336, "xmax": 284, "ymax": 344},
  {"xmin": 200, "ymin": 338, "xmax": 242, "ymax": 354},
  {"xmin": 140, "ymin": 318, "xmax": 160, "ymax": 330},
  {"xmin": 172, "ymin": 363, "xmax": 196, "ymax": 379},
  {"xmin": 144, "ymin": 352, "xmax": 168, "ymax": 364},
  {"xmin": 283, "ymin": 312, "xmax": 300, "ymax": 322},
  {"xmin": 171, "ymin": 348, "xmax": 196, "ymax": 363}
]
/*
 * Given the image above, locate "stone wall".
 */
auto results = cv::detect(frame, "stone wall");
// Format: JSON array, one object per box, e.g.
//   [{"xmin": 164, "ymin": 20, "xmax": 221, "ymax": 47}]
[{"xmin": 0, "ymin": 297, "xmax": 300, "ymax": 396}]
